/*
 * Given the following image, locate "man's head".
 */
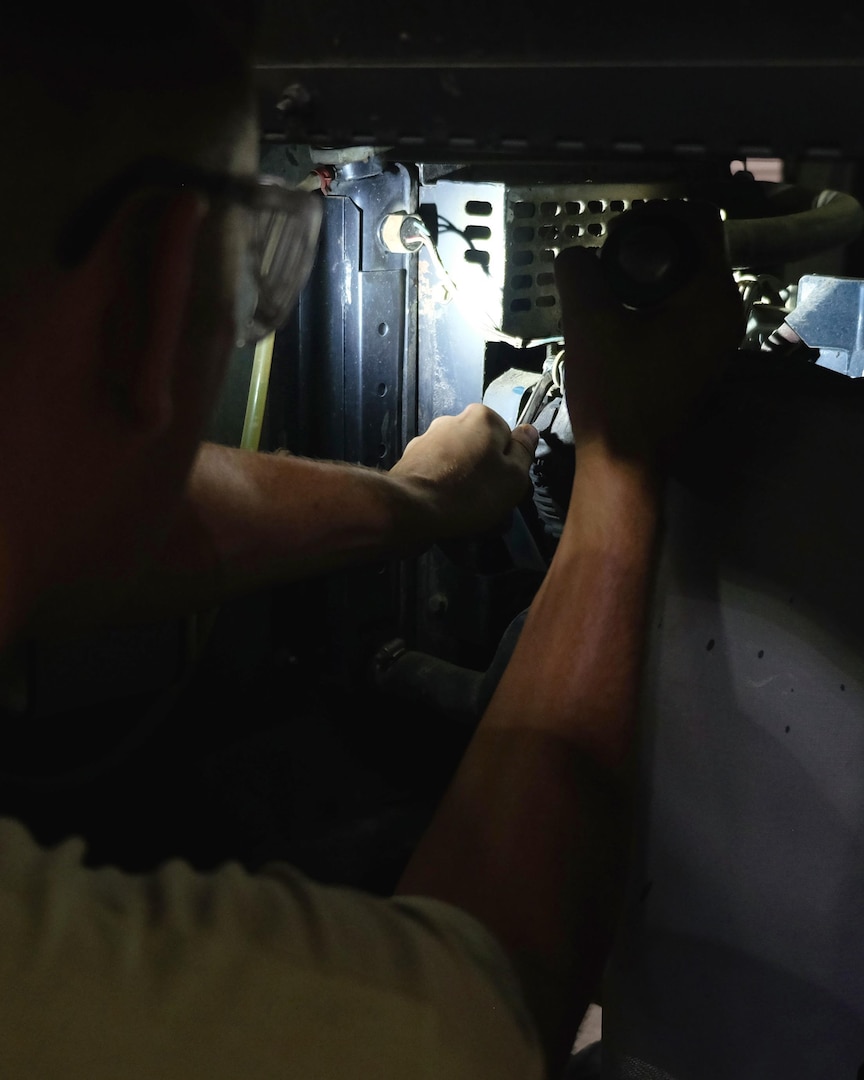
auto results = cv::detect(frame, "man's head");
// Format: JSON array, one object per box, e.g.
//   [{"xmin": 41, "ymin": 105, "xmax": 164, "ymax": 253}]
[
  {"xmin": 1, "ymin": 2, "xmax": 259, "ymax": 287},
  {"xmin": 0, "ymin": 3, "xmax": 263, "ymax": 632}
]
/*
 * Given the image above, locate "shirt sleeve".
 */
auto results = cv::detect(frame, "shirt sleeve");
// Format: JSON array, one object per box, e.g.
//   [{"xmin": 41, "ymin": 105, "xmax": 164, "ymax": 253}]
[{"xmin": 0, "ymin": 817, "xmax": 544, "ymax": 1080}]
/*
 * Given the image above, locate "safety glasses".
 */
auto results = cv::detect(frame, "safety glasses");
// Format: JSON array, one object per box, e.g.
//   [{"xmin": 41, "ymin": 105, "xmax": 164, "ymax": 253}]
[
  {"xmin": 57, "ymin": 158, "xmax": 324, "ymax": 347},
  {"xmin": 232, "ymin": 174, "xmax": 323, "ymax": 345}
]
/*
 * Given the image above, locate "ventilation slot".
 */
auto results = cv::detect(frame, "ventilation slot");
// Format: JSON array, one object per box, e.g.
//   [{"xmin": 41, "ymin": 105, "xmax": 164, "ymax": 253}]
[{"xmin": 464, "ymin": 249, "xmax": 490, "ymax": 268}]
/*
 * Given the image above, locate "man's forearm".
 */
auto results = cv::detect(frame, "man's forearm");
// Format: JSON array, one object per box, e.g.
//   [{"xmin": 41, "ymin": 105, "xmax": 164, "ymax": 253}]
[
  {"xmin": 396, "ymin": 451, "xmax": 659, "ymax": 1073},
  {"xmin": 114, "ymin": 405, "xmax": 536, "ymax": 621},
  {"xmin": 25, "ymin": 444, "xmax": 429, "ymax": 632},
  {"xmin": 169, "ymin": 442, "xmax": 429, "ymax": 599}
]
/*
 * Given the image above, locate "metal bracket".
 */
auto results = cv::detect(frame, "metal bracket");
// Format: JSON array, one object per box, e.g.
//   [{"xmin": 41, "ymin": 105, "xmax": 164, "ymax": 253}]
[{"xmin": 785, "ymin": 274, "xmax": 864, "ymax": 378}]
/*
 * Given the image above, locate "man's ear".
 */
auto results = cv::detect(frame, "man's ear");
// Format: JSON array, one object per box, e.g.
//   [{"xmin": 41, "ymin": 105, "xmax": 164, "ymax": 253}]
[{"xmin": 96, "ymin": 189, "xmax": 210, "ymax": 433}]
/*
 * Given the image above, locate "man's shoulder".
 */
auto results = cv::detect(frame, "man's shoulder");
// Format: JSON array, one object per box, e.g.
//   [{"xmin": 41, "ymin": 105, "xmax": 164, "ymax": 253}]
[{"xmin": 0, "ymin": 819, "xmax": 545, "ymax": 1080}]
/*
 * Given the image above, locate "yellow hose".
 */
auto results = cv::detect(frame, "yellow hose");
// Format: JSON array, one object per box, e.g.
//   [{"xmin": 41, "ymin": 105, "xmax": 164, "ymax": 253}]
[
  {"xmin": 187, "ymin": 331, "xmax": 277, "ymax": 667},
  {"xmin": 240, "ymin": 331, "xmax": 276, "ymax": 452}
]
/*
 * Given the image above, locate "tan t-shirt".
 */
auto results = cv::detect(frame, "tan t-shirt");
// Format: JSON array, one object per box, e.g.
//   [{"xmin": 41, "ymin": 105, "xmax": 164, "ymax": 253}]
[{"xmin": 0, "ymin": 817, "xmax": 544, "ymax": 1079}]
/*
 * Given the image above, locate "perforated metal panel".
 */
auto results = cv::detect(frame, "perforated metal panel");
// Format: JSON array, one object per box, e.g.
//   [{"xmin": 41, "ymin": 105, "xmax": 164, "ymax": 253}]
[{"xmin": 424, "ymin": 180, "xmax": 685, "ymax": 344}]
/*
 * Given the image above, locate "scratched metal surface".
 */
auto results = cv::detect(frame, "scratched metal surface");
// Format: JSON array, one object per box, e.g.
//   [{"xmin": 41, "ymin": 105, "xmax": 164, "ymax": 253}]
[{"xmin": 602, "ymin": 354, "xmax": 864, "ymax": 1079}]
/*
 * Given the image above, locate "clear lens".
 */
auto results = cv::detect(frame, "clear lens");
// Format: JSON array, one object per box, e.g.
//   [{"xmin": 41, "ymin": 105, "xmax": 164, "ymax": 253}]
[{"xmin": 236, "ymin": 185, "xmax": 323, "ymax": 347}]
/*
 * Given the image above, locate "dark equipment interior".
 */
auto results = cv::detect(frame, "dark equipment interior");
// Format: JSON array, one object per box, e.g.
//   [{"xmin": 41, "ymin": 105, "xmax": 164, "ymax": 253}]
[{"xmin": 2, "ymin": 8, "xmax": 864, "ymax": 1039}]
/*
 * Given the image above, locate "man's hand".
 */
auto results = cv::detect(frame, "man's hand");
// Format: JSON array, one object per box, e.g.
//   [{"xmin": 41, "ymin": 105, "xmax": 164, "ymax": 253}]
[
  {"xmin": 389, "ymin": 402, "xmax": 538, "ymax": 545},
  {"xmin": 555, "ymin": 201, "xmax": 745, "ymax": 467}
]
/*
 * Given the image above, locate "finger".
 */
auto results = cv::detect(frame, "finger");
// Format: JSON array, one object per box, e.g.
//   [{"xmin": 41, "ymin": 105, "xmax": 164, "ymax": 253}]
[
  {"xmin": 509, "ymin": 423, "xmax": 539, "ymax": 462},
  {"xmin": 554, "ymin": 245, "xmax": 622, "ymax": 319},
  {"xmin": 475, "ymin": 402, "xmax": 523, "ymax": 450}
]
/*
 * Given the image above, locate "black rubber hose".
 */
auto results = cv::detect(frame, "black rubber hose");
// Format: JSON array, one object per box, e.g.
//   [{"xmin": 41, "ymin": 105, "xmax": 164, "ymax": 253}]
[{"xmin": 724, "ymin": 186, "xmax": 864, "ymax": 268}]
